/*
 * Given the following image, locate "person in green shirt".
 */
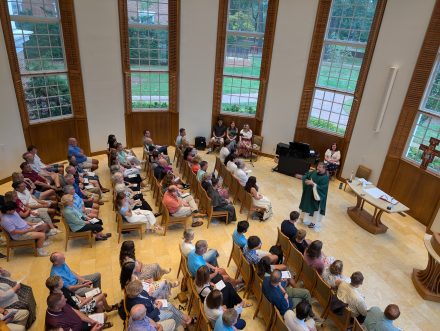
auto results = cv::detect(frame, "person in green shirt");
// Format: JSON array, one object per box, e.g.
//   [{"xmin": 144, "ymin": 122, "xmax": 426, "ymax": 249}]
[{"xmin": 298, "ymin": 162, "xmax": 329, "ymax": 232}]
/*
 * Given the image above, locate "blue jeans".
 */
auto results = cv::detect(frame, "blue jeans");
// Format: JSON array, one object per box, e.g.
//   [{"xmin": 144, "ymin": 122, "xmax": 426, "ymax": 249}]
[{"xmin": 203, "ymin": 249, "xmax": 219, "ymax": 266}]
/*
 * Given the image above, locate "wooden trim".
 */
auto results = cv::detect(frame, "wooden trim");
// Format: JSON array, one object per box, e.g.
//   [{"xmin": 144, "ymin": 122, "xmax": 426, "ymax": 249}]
[
  {"xmin": 211, "ymin": 0, "xmax": 279, "ymax": 135},
  {"xmin": 118, "ymin": 0, "xmax": 179, "ymax": 147},
  {"xmin": 378, "ymin": 0, "xmax": 440, "ymax": 229},
  {"xmin": 0, "ymin": 176, "xmax": 12, "ymax": 186},
  {"xmin": 0, "ymin": 0, "xmax": 91, "ymax": 157},
  {"xmin": 90, "ymin": 150, "xmax": 108, "ymax": 157},
  {"xmin": 294, "ymin": 0, "xmax": 387, "ymax": 178}
]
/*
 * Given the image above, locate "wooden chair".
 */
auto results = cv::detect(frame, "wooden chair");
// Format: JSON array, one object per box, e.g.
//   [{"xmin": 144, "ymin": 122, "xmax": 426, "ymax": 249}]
[
  {"xmin": 61, "ymin": 216, "xmax": 93, "ymax": 251},
  {"xmin": 250, "ymin": 135, "xmax": 264, "ymax": 162},
  {"xmin": 204, "ymin": 193, "xmax": 229, "ymax": 228},
  {"xmin": 239, "ymin": 191, "xmax": 260, "ymax": 221},
  {"xmin": 286, "ymin": 244, "xmax": 304, "ymax": 279},
  {"xmin": 227, "ymin": 242, "xmax": 242, "ymax": 279},
  {"xmin": 298, "ymin": 261, "xmax": 317, "ymax": 292},
  {"xmin": 276, "ymin": 227, "xmax": 291, "ymax": 258},
  {"xmin": 344, "ymin": 165, "xmax": 372, "ymax": 191},
  {"xmin": 214, "ymin": 157, "xmax": 222, "ymax": 177},
  {"xmin": 325, "ymin": 305, "xmax": 352, "ymax": 331},
  {"xmin": 352, "ymin": 318, "xmax": 364, "ymax": 331},
  {"xmin": 312, "ymin": 273, "xmax": 332, "ymax": 318},
  {"xmin": 270, "ymin": 308, "xmax": 289, "ymax": 331},
  {"xmin": 251, "ymin": 266, "xmax": 263, "ymax": 318},
  {"xmin": 255, "ymin": 292, "xmax": 275, "ymax": 331},
  {"xmin": 160, "ymin": 202, "xmax": 191, "ymax": 236},
  {"xmin": 116, "ymin": 213, "xmax": 143, "ymax": 243},
  {"xmin": 0, "ymin": 226, "xmax": 37, "ymax": 261},
  {"xmin": 187, "ymin": 279, "xmax": 199, "ymax": 316},
  {"xmin": 238, "ymin": 253, "xmax": 254, "ymax": 298},
  {"xmin": 196, "ymin": 299, "xmax": 213, "ymax": 331}
]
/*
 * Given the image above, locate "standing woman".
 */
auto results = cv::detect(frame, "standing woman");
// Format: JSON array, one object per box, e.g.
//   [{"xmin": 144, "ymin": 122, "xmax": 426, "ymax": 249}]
[
  {"xmin": 298, "ymin": 162, "xmax": 329, "ymax": 232},
  {"xmin": 324, "ymin": 143, "xmax": 341, "ymax": 177},
  {"xmin": 244, "ymin": 176, "xmax": 273, "ymax": 221},
  {"xmin": 238, "ymin": 124, "xmax": 252, "ymax": 158},
  {"xmin": 226, "ymin": 121, "xmax": 238, "ymax": 145}
]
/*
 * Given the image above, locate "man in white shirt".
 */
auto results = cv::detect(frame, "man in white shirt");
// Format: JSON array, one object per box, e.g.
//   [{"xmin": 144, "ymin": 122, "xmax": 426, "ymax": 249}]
[
  {"xmin": 27, "ymin": 145, "xmax": 64, "ymax": 173},
  {"xmin": 284, "ymin": 302, "xmax": 317, "ymax": 331},
  {"xmin": 234, "ymin": 160, "xmax": 249, "ymax": 186},
  {"xmin": 336, "ymin": 271, "xmax": 368, "ymax": 321},
  {"xmin": 22, "ymin": 152, "xmax": 61, "ymax": 188}
]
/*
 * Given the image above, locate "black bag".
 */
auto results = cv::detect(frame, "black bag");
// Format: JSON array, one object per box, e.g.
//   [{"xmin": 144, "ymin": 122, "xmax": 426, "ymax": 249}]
[
  {"xmin": 195, "ymin": 136, "xmax": 206, "ymax": 150},
  {"xmin": 330, "ymin": 295, "xmax": 348, "ymax": 315}
]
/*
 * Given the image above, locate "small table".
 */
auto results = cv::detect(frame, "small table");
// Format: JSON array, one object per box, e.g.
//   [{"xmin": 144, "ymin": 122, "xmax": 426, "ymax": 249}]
[
  {"xmin": 412, "ymin": 233, "xmax": 440, "ymax": 302},
  {"xmin": 346, "ymin": 180, "xmax": 409, "ymax": 234}
]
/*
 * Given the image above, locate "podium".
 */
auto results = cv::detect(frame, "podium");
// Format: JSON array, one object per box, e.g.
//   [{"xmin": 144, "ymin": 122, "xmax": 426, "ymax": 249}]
[{"xmin": 412, "ymin": 233, "xmax": 440, "ymax": 302}]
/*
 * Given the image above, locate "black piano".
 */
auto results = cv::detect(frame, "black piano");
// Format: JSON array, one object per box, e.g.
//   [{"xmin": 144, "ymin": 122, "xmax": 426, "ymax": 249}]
[{"xmin": 273, "ymin": 142, "xmax": 319, "ymax": 177}]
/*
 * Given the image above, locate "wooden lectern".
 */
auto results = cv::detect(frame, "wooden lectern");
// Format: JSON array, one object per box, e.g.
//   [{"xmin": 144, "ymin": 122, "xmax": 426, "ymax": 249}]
[{"xmin": 412, "ymin": 233, "xmax": 440, "ymax": 302}]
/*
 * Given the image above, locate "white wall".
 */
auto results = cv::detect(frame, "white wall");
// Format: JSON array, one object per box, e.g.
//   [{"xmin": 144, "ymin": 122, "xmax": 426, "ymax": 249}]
[
  {"xmin": 179, "ymin": 0, "xmax": 219, "ymax": 143},
  {"xmin": 342, "ymin": 0, "xmax": 436, "ymax": 184},
  {"xmin": 74, "ymin": 0, "xmax": 126, "ymax": 151},
  {"xmin": 0, "ymin": 24, "xmax": 27, "ymax": 179},
  {"xmin": 261, "ymin": 0, "xmax": 318, "ymax": 154}
]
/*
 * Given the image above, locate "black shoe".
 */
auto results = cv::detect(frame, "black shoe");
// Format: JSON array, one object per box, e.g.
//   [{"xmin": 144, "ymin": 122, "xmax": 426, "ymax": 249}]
[
  {"xmin": 154, "ymin": 212, "xmax": 162, "ymax": 217},
  {"xmin": 308, "ymin": 223, "xmax": 315, "ymax": 228},
  {"xmin": 182, "ymin": 184, "xmax": 190, "ymax": 189},
  {"xmin": 0, "ymin": 253, "xmax": 6, "ymax": 259},
  {"xmin": 95, "ymin": 237, "xmax": 107, "ymax": 241}
]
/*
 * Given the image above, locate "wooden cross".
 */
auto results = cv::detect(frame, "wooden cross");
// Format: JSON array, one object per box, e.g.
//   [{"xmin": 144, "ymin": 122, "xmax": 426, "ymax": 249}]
[{"xmin": 419, "ymin": 137, "xmax": 440, "ymax": 170}]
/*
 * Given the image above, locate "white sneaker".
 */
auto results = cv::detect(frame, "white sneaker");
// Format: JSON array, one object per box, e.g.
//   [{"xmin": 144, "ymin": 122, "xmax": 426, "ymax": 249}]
[
  {"xmin": 37, "ymin": 248, "xmax": 50, "ymax": 256},
  {"xmin": 43, "ymin": 240, "xmax": 52, "ymax": 247},
  {"xmin": 48, "ymin": 229, "xmax": 59, "ymax": 236}
]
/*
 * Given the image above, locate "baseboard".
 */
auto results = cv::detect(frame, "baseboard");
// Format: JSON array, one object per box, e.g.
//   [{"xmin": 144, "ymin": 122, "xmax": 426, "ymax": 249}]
[
  {"xmin": 258, "ymin": 151, "xmax": 276, "ymax": 159},
  {"xmin": 90, "ymin": 150, "xmax": 108, "ymax": 157},
  {"xmin": 0, "ymin": 176, "xmax": 12, "ymax": 186}
]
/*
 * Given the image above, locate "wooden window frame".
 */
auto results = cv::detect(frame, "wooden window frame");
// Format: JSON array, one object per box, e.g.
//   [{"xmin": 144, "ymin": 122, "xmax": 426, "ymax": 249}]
[
  {"xmin": 0, "ymin": 0, "xmax": 90, "ymax": 161},
  {"xmin": 294, "ymin": 0, "xmax": 387, "ymax": 175},
  {"xmin": 118, "ymin": 0, "xmax": 179, "ymax": 147},
  {"xmin": 211, "ymin": 0, "xmax": 279, "ymax": 135}
]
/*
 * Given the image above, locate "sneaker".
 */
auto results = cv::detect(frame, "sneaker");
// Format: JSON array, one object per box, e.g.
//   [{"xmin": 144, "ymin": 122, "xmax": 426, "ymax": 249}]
[
  {"xmin": 43, "ymin": 240, "xmax": 52, "ymax": 247},
  {"xmin": 307, "ymin": 223, "xmax": 315, "ymax": 229},
  {"xmin": 191, "ymin": 220, "xmax": 203, "ymax": 227},
  {"xmin": 48, "ymin": 228, "xmax": 60, "ymax": 236},
  {"xmin": 37, "ymin": 248, "xmax": 50, "ymax": 256}
]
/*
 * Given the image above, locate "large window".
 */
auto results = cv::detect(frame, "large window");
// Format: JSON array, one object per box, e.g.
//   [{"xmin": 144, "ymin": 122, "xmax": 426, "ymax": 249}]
[
  {"xmin": 127, "ymin": 0, "xmax": 169, "ymax": 111},
  {"xmin": 221, "ymin": 0, "xmax": 269, "ymax": 116},
  {"xmin": 7, "ymin": 0, "xmax": 72, "ymax": 123},
  {"xmin": 404, "ymin": 49, "xmax": 440, "ymax": 174},
  {"xmin": 308, "ymin": 0, "xmax": 379, "ymax": 135}
]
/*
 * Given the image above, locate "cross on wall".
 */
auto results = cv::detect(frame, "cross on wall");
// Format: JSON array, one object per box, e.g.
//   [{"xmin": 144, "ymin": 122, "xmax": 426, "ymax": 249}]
[{"xmin": 419, "ymin": 137, "xmax": 440, "ymax": 170}]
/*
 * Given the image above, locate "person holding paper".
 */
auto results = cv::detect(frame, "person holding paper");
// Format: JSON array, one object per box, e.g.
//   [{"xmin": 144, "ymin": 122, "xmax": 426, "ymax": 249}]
[
  {"xmin": 0, "ymin": 307, "xmax": 29, "ymax": 331},
  {"xmin": 63, "ymin": 185, "xmax": 99, "ymax": 219},
  {"xmin": 60, "ymin": 195, "xmax": 111, "ymax": 241},
  {"xmin": 283, "ymin": 301, "xmax": 317, "ymax": 331},
  {"xmin": 204, "ymin": 290, "xmax": 246, "ymax": 329},
  {"xmin": 298, "ymin": 162, "xmax": 329, "ymax": 232},
  {"xmin": 50, "ymin": 252, "xmax": 102, "ymax": 297},
  {"xmin": 116, "ymin": 194, "xmax": 161, "ymax": 233},
  {"xmin": 128, "ymin": 304, "xmax": 175, "ymax": 331},
  {"xmin": 180, "ymin": 229, "xmax": 219, "ymax": 266}
]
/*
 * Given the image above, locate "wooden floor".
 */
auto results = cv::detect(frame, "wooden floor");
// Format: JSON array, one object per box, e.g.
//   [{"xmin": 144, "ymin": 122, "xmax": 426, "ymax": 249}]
[{"xmin": 0, "ymin": 147, "xmax": 438, "ymax": 331}]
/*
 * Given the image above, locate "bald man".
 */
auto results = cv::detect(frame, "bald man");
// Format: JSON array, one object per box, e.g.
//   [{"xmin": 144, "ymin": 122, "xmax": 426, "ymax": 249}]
[
  {"xmin": 67, "ymin": 138, "xmax": 99, "ymax": 171},
  {"xmin": 127, "ymin": 304, "xmax": 175, "ymax": 331}
]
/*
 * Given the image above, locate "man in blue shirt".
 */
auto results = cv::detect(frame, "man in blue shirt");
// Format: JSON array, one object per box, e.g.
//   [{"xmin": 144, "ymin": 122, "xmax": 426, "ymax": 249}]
[
  {"xmin": 67, "ymin": 137, "xmax": 99, "ymax": 171},
  {"xmin": 262, "ymin": 270, "xmax": 312, "ymax": 316},
  {"xmin": 363, "ymin": 305, "xmax": 401, "ymax": 331},
  {"xmin": 280, "ymin": 211, "xmax": 299, "ymax": 243},
  {"xmin": 232, "ymin": 221, "xmax": 249, "ymax": 248},
  {"xmin": 50, "ymin": 252, "xmax": 101, "ymax": 296},
  {"xmin": 243, "ymin": 236, "xmax": 285, "ymax": 269}
]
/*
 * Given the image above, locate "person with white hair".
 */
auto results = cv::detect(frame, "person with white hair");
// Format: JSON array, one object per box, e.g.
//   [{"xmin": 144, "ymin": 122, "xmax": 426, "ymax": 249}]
[
  {"xmin": 234, "ymin": 160, "xmax": 249, "ymax": 186},
  {"xmin": 128, "ymin": 304, "xmax": 175, "ymax": 331}
]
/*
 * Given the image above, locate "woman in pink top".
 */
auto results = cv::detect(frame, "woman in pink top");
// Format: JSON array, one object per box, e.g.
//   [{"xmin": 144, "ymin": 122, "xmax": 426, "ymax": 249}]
[{"xmin": 303, "ymin": 240, "xmax": 334, "ymax": 275}]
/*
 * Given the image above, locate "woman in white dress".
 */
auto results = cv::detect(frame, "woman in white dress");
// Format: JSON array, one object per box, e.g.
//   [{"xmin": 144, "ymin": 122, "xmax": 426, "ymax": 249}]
[
  {"xmin": 238, "ymin": 124, "xmax": 252, "ymax": 158},
  {"xmin": 116, "ymin": 193, "xmax": 161, "ymax": 232},
  {"xmin": 244, "ymin": 176, "xmax": 273, "ymax": 220},
  {"xmin": 324, "ymin": 142, "xmax": 341, "ymax": 176}
]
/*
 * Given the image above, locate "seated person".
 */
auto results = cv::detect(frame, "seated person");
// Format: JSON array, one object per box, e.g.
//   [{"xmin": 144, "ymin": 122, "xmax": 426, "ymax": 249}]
[
  {"xmin": 21, "ymin": 162, "xmax": 57, "ymax": 193},
  {"xmin": 283, "ymin": 301, "xmax": 317, "ymax": 331},
  {"xmin": 125, "ymin": 279, "xmax": 192, "ymax": 329},
  {"xmin": 204, "ymin": 291, "xmax": 245, "ymax": 329},
  {"xmin": 64, "ymin": 174, "xmax": 101, "ymax": 205},
  {"xmin": 116, "ymin": 143, "xmax": 142, "ymax": 168},
  {"xmin": 207, "ymin": 118, "xmax": 227, "ymax": 154},
  {"xmin": 213, "ymin": 177, "xmax": 229, "ymax": 200},
  {"xmin": 4, "ymin": 190, "xmax": 60, "ymax": 236},
  {"xmin": 183, "ymin": 146, "xmax": 195, "ymax": 163},
  {"xmin": 50, "ymin": 252, "xmax": 102, "ymax": 297},
  {"xmin": 363, "ymin": 304, "xmax": 401, "ymax": 331},
  {"xmin": 324, "ymin": 143, "xmax": 341, "ymax": 176},
  {"xmin": 196, "ymin": 161, "xmax": 209, "ymax": 182},
  {"xmin": 232, "ymin": 221, "xmax": 249, "ymax": 249},
  {"xmin": 293, "ymin": 229, "xmax": 309, "ymax": 255},
  {"xmin": 22, "ymin": 152, "xmax": 61, "ymax": 188},
  {"xmin": 234, "ymin": 160, "xmax": 248, "ymax": 187},
  {"xmin": 67, "ymin": 137, "xmax": 99, "ymax": 171},
  {"xmin": 114, "ymin": 183, "xmax": 153, "ymax": 213},
  {"xmin": 115, "ymin": 193, "xmax": 161, "ymax": 232},
  {"xmin": 11, "ymin": 172, "xmax": 56, "ymax": 201},
  {"xmin": 336, "ymin": 271, "xmax": 368, "ymax": 323},
  {"xmin": 219, "ymin": 140, "xmax": 236, "ymax": 163},
  {"xmin": 237, "ymin": 124, "xmax": 252, "ymax": 158},
  {"xmin": 66, "ymin": 158, "xmax": 109, "ymax": 193},
  {"xmin": 262, "ymin": 269, "xmax": 312, "ymax": 316},
  {"xmin": 187, "ymin": 240, "xmax": 242, "ymax": 288},
  {"xmin": 27, "ymin": 144, "xmax": 64, "ymax": 173},
  {"xmin": 0, "ymin": 201, "xmax": 50, "ymax": 257},
  {"xmin": 303, "ymin": 240, "xmax": 333, "ymax": 275},
  {"xmin": 243, "ymin": 236, "xmax": 285, "ymax": 269},
  {"xmin": 191, "ymin": 156, "xmax": 202, "ymax": 174},
  {"xmin": 63, "ymin": 185, "xmax": 99, "ymax": 219},
  {"xmin": 225, "ymin": 152, "xmax": 238, "ymax": 170},
  {"xmin": 13, "ymin": 180, "xmax": 57, "ymax": 220},
  {"xmin": 45, "ymin": 275, "xmax": 117, "ymax": 314},
  {"xmin": 60, "ymin": 194, "xmax": 110, "ymax": 241},
  {"xmin": 162, "ymin": 186, "xmax": 203, "ymax": 227},
  {"xmin": 45, "ymin": 293, "xmax": 104, "ymax": 330},
  {"xmin": 322, "ymin": 260, "xmax": 350, "ymax": 290},
  {"xmin": 110, "ymin": 157, "xmax": 141, "ymax": 177},
  {"xmin": 107, "ymin": 134, "xmax": 118, "ymax": 151},
  {"xmin": 143, "ymin": 130, "xmax": 168, "ymax": 155},
  {"xmin": 181, "ymin": 229, "xmax": 219, "ymax": 266},
  {"xmin": 225, "ymin": 121, "xmax": 238, "ymax": 145},
  {"xmin": 111, "ymin": 171, "xmax": 144, "ymax": 194},
  {"xmin": 175, "ymin": 128, "xmax": 190, "ymax": 150},
  {"xmin": 0, "ymin": 267, "xmax": 36, "ymax": 330},
  {"xmin": 154, "ymin": 159, "xmax": 179, "ymax": 183},
  {"xmin": 245, "ymin": 176, "xmax": 273, "ymax": 221},
  {"xmin": 281, "ymin": 211, "xmax": 299, "ymax": 242},
  {"xmin": 128, "ymin": 304, "xmax": 175, "ymax": 331},
  {"xmin": 204, "ymin": 179, "xmax": 236, "ymax": 223}
]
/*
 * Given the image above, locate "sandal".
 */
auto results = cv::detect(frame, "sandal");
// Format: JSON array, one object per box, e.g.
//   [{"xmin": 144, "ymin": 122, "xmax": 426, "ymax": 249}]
[
  {"xmin": 103, "ymin": 322, "xmax": 113, "ymax": 329},
  {"xmin": 106, "ymin": 303, "xmax": 119, "ymax": 312},
  {"xmin": 242, "ymin": 300, "xmax": 253, "ymax": 308}
]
